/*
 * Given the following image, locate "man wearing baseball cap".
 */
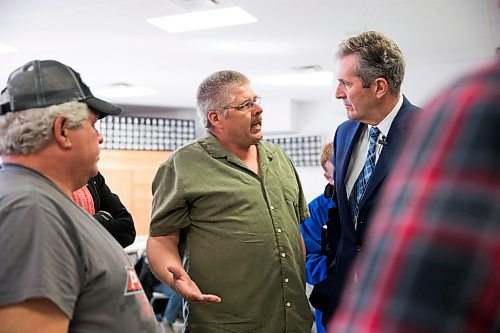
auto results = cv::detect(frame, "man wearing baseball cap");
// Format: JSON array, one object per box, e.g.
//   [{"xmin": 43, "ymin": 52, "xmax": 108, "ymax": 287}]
[{"xmin": 0, "ymin": 60, "xmax": 160, "ymax": 333}]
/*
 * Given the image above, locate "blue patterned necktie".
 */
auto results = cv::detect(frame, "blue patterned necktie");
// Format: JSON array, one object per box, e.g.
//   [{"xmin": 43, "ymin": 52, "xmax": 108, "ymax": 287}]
[{"xmin": 349, "ymin": 126, "xmax": 380, "ymax": 227}]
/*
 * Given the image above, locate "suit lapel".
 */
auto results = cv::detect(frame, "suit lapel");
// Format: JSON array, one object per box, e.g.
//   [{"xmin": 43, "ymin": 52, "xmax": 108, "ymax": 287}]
[
  {"xmin": 337, "ymin": 122, "xmax": 365, "ymax": 236},
  {"xmin": 359, "ymin": 126, "xmax": 401, "ymax": 207},
  {"xmin": 359, "ymin": 97, "xmax": 413, "ymax": 208},
  {"xmin": 339, "ymin": 123, "xmax": 364, "ymax": 191}
]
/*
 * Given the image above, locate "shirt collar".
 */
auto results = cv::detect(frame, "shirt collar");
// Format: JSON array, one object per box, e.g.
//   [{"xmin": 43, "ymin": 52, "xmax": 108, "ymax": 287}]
[
  {"xmin": 369, "ymin": 94, "xmax": 403, "ymax": 137},
  {"xmin": 200, "ymin": 131, "xmax": 273, "ymax": 161}
]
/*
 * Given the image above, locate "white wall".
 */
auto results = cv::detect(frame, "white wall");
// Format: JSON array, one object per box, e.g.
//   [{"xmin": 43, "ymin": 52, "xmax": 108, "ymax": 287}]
[
  {"xmin": 296, "ymin": 165, "xmax": 327, "ymax": 203},
  {"xmin": 289, "ymin": 100, "xmax": 347, "ymax": 202},
  {"xmin": 403, "ymin": 58, "xmax": 490, "ymax": 106},
  {"xmin": 261, "ymin": 96, "xmax": 293, "ymax": 133}
]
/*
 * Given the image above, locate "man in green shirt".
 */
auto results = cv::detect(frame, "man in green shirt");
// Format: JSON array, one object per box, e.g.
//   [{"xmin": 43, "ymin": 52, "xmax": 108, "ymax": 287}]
[{"xmin": 147, "ymin": 70, "xmax": 313, "ymax": 332}]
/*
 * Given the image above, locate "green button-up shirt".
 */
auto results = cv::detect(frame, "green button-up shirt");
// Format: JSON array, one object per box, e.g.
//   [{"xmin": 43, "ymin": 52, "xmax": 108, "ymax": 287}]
[{"xmin": 150, "ymin": 132, "xmax": 312, "ymax": 332}]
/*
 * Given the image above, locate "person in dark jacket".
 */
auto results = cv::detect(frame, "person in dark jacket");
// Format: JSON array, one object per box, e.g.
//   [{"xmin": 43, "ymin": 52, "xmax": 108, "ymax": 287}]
[
  {"xmin": 309, "ymin": 31, "xmax": 421, "ymax": 326},
  {"xmin": 72, "ymin": 171, "xmax": 136, "ymax": 247}
]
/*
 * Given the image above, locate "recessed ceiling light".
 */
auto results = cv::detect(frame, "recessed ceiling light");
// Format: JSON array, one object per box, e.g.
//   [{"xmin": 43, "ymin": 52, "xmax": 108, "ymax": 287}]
[
  {"xmin": 254, "ymin": 71, "xmax": 334, "ymax": 86},
  {"xmin": 0, "ymin": 43, "xmax": 18, "ymax": 54},
  {"xmin": 95, "ymin": 85, "xmax": 158, "ymax": 98},
  {"xmin": 147, "ymin": 6, "xmax": 257, "ymax": 33}
]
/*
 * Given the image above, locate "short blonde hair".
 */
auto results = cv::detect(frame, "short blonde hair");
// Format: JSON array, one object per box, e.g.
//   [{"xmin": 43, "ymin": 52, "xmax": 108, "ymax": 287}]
[{"xmin": 320, "ymin": 142, "xmax": 333, "ymax": 172}]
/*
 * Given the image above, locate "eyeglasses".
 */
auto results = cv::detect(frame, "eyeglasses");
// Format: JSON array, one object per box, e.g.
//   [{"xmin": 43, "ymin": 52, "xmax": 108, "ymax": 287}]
[{"xmin": 222, "ymin": 96, "xmax": 261, "ymax": 112}]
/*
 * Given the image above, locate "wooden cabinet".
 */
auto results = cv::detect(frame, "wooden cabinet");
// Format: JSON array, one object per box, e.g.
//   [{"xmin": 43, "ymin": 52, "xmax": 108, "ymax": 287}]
[{"xmin": 98, "ymin": 149, "xmax": 171, "ymax": 236}]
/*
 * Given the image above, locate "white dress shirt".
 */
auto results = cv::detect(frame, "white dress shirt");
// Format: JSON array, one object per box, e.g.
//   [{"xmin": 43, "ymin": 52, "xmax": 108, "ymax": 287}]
[{"xmin": 345, "ymin": 95, "xmax": 404, "ymax": 198}]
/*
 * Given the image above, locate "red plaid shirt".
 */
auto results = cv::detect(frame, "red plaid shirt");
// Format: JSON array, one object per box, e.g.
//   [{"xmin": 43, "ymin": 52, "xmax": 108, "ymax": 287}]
[{"xmin": 328, "ymin": 58, "xmax": 500, "ymax": 333}]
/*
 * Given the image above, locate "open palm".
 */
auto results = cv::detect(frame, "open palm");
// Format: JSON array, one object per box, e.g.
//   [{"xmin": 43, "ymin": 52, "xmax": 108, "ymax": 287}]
[{"xmin": 167, "ymin": 265, "xmax": 221, "ymax": 304}]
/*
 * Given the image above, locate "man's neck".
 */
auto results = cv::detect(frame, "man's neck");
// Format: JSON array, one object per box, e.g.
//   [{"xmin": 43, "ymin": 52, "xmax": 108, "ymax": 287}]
[
  {"xmin": 2, "ymin": 152, "xmax": 81, "ymax": 197},
  {"xmin": 367, "ymin": 94, "xmax": 401, "ymax": 126},
  {"xmin": 225, "ymin": 142, "xmax": 256, "ymax": 160},
  {"xmin": 210, "ymin": 131, "xmax": 260, "ymax": 175},
  {"xmin": 234, "ymin": 145, "xmax": 260, "ymax": 175}
]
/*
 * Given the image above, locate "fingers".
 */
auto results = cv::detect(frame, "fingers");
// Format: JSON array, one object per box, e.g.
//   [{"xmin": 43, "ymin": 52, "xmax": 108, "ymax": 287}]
[
  {"xmin": 202, "ymin": 294, "xmax": 221, "ymax": 303},
  {"xmin": 182, "ymin": 289, "xmax": 221, "ymax": 303},
  {"xmin": 189, "ymin": 294, "xmax": 222, "ymax": 304}
]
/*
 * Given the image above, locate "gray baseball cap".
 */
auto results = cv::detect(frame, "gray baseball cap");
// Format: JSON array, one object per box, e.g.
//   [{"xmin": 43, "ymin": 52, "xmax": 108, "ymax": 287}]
[{"xmin": 0, "ymin": 60, "xmax": 121, "ymax": 118}]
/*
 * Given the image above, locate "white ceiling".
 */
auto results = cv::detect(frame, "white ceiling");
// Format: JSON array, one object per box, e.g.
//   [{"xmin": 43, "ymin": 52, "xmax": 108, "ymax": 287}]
[{"xmin": 1, "ymin": 0, "xmax": 499, "ymax": 112}]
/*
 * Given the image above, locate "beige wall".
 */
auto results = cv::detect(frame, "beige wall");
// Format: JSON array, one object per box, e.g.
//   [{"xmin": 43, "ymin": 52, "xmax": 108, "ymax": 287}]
[{"xmin": 98, "ymin": 149, "xmax": 171, "ymax": 236}]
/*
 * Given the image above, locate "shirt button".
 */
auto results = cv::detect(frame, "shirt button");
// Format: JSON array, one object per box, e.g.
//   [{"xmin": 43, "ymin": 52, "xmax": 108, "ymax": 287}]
[
  {"xmin": 277, "ymin": 228, "xmax": 282, "ymax": 233},
  {"xmin": 281, "ymin": 252, "xmax": 286, "ymax": 258},
  {"xmin": 284, "ymin": 278, "xmax": 289, "ymax": 283},
  {"xmin": 286, "ymin": 302, "xmax": 291, "ymax": 307},
  {"xmin": 270, "ymin": 205, "xmax": 275, "ymax": 210},
  {"xmin": 356, "ymin": 245, "xmax": 362, "ymax": 252}
]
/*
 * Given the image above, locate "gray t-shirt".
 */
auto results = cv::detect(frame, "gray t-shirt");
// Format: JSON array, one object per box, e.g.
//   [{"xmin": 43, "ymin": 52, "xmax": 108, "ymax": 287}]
[{"xmin": 0, "ymin": 164, "xmax": 160, "ymax": 333}]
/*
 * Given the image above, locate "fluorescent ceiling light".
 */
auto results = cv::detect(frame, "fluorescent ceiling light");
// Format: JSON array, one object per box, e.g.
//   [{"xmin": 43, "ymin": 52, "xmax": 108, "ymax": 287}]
[
  {"xmin": 0, "ymin": 43, "xmax": 18, "ymax": 54},
  {"xmin": 254, "ymin": 71, "xmax": 334, "ymax": 86},
  {"xmin": 147, "ymin": 6, "xmax": 257, "ymax": 33},
  {"xmin": 96, "ymin": 86, "xmax": 158, "ymax": 98}
]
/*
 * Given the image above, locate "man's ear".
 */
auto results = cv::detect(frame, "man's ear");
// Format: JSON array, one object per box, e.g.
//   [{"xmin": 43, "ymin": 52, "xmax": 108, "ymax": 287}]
[
  {"xmin": 374, "ymin": 78, "xmax": 388, "ymax": 98},
  {"xmin": 207, "ymin": 110, "xmax": 222, "ymax": 128},
  {"xmin": 323, "ymin": 172, "xmax": 334, "ymax": 185},
  {"xmin": 53, "ymin": 116, "xmax": 72, "ymax": 148}
]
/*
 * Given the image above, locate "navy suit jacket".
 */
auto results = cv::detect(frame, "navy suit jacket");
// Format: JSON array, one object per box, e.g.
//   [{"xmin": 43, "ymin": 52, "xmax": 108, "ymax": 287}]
[{"xmin": 310, "ymin": 96, "xmax": 421, "ymax": 325}]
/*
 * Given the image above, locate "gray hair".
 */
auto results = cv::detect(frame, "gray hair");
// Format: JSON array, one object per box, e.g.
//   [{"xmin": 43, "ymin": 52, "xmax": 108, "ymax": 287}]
[
  {"xmin": 196, "ymin": 70, "xmax": 250, "ymax": 128},
  {"xmin": 338, "ymin": 31, "xmax": 405, "ymax": 95},
  {"xmin": 0, "ymin": 101, "xmax": 89, "ymax": 155}
]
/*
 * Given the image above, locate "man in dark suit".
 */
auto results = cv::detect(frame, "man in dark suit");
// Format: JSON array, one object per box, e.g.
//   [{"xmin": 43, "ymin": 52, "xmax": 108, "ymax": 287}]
[
  {"xmin": 310, "ymin": 31, "xmax": 421, "ymax": 326},
  {"xmin": 328, "ymin": 53, "xmax": 500, "ymax": 333}
]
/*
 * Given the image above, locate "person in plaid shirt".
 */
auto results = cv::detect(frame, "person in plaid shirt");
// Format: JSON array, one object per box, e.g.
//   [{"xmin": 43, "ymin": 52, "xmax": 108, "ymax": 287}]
[{"xmin": 328, "ymin": 57, "xmax": 500, "ymax": 333}]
